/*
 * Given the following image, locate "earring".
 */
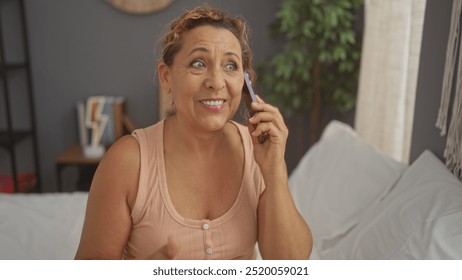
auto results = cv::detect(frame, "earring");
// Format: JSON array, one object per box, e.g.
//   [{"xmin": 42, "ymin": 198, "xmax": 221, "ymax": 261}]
[{"xmin": 168, "ymin": 92, "xmax": 174, "ymax": 105}]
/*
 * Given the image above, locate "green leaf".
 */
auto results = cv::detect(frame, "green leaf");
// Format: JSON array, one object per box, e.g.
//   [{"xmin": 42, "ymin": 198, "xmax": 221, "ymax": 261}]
[
  {"xmin": 325, "ymin": 8, "xmax": 339, "ymax": 29},
  {"xmin": 257, "ymin": 0, "xmax": 364, "ymax": 117},
  {"xmin": 333, "ymin": 46, "xmax": 347, "ymax": 61},
  {"xmin": 302, "ymin": 21, "xmax": 315, "ymax": 38}
]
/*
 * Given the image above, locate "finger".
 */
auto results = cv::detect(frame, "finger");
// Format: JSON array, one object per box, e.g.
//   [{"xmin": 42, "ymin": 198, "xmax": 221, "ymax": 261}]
[
  {"xmin": 250, "ymin": 123, "xmax": 279, "ymax": 143},
  {"xmin": 251, "ymin": 101, "xmax": 284, "ymax": 123},
  {"xmin": 253, "ymin": 96, "xmax": 282, "ymax": 115},
  {"xmin": 166, "ymin": 236, "xmax": 180, "ymax": 259},
  {"xmin": 255, "ymin": 95, "xmax": 265, "ymax": 103},
  {"xmin": 248, "ymin": 97, "xmax": 287, "ymax": 136},
  {"xmin": 249, "ymin": 109, "xmax": 286, "ymax": 131},
  {"xmin": 248, "ymin": 111, "xmax": 274, "ymax": 125},
  {"xmin": 149, "ymin": 237, "xmax": 181, "ymax": 260},
  {"xmin": 148, "ymin": 244, "xmax": 169, "ymax": 259},
  {"xmin": 251, "ymin": 101, "xmax": 277, "ymax": 113},
  {"xmin": 251, "ymin": 121, "xmax": 271, "ymax": 136},
  {"xmin": 247, "ymin": 122, "xmax": 263, "ymax": 145}
]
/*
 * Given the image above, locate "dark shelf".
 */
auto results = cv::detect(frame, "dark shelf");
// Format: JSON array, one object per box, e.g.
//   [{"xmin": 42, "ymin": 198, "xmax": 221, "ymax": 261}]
[
  {"xmin": 0, "ymin": 0, "xmax": 41, "ymax": 193},
  {"xmin": 0, "ymin": 62, "xmax": 27, "ymax": 72},
  {"xmin": 0, "ymin": 130, "xmax": 32, "ymax": 149}
]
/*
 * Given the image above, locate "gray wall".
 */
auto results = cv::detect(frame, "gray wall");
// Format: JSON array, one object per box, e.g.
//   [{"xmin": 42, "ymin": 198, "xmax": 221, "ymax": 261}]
[
  {"xmin": 18, "ymin": 0, "xmax": 452, "ymax": 192},
  {"xmin": 23, "ymin": 0, "xmax": 281, "ymax": 192},
  {"xmin": 410, "ymin": 0, "xmax": 453, "ymax": 163}
]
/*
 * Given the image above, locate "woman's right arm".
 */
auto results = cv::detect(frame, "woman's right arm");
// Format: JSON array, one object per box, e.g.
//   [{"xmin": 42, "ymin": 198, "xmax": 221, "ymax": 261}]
[{"xmin": 74, "ymin": 135, "xmax": 140, "ymax": 259}]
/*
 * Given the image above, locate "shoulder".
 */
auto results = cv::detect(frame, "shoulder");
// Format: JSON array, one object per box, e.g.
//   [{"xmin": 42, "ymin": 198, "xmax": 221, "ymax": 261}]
[
  {"xmin": 92, "ymin": 135, "xmax": 141, "ymax": 207},
  {"xmin": 132, "ymin": 121, "xmax": 164, "ymax": 138},
  {"xmin": 103, "ymin": 135, "xmax": 140, "ymax": 168}
]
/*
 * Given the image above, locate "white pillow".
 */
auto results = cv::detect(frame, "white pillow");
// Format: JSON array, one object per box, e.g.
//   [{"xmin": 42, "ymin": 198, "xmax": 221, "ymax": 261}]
[
  {"xmin": 325, "ymin": 150, "xmax": 462, "ymax": 259},
  {"xmin": 289, "ymin": 120, "xmax": 407, "ymax": 257}
]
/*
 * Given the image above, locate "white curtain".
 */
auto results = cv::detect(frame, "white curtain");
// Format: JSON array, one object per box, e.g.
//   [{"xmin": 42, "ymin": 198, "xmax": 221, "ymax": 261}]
[
  {"xmin": 437, "ymin": 0, "xmax": 462, "ymax": 180},
  {"xmin": 354, "ymin": 0, "xmax": 427, "ymax": 163}
]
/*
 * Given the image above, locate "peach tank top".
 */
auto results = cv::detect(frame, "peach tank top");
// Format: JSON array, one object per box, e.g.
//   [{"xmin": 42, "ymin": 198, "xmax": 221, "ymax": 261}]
[{"xmin": 123, "ymin": 120, "xmax": 265, "ymax": 260}]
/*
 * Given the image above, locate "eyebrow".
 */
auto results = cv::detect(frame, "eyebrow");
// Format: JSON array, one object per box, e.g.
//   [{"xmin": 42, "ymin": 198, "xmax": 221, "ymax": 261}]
[{"xmin": 188, "ymin": 47, "xmax": 241, "ymax": 61}]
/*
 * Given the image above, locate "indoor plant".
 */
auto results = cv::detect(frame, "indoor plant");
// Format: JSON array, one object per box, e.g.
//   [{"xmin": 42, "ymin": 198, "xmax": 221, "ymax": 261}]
[{"xmin": 257, "ymin": 0, "xmax": 363, "ymax": 150}]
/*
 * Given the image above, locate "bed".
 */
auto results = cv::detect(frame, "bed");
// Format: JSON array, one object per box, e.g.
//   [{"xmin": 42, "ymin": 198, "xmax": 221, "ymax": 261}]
[
  {"xmin": 290, "ymin": 121, "xmax": 462, "ymax": 259},
  {"xmin": 0, "ymin": 192, "xmax": 87, "ymax": 259},
  {"xmin": 1, "ymin": 120, "xmax": 462, "ymax": 259}
]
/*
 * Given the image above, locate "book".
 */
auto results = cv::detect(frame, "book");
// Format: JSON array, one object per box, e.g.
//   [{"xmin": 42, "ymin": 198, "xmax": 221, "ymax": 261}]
[{"xmin": 77, "ymin": 96, "xmax": 129, "ymax": 148}]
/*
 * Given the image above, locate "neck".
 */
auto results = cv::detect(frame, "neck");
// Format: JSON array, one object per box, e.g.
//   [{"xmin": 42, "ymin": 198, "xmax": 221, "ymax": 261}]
[{"xmin": 164, "ymin": 116, "xmax": 231, "ymax": 159}]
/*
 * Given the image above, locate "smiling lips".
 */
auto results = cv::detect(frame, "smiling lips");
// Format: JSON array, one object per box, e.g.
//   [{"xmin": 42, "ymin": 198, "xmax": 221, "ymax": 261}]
[{"xmin": 200, "ymin": 99, "xmax": 225, "ymax": 110}]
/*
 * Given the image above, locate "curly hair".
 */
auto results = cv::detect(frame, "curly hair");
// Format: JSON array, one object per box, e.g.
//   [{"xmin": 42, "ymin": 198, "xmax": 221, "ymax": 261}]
[{"xmin": 158, "ymin": 5, "xmax": 255, "ymax": 81}]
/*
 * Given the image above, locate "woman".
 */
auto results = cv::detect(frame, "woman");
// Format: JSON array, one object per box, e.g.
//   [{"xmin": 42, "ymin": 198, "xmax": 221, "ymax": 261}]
[{"xmin": 75, "ymin": 5, "xmax": 312, "ymax": 260}]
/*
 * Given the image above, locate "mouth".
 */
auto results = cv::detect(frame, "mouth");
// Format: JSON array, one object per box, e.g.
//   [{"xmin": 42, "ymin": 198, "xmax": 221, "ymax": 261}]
[{"xmin": 199, "ymin": 99, "xmax": 226, "ymax": 107}]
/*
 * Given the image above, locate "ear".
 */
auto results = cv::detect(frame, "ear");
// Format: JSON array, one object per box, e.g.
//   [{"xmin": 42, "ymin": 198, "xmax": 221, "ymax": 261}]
[{"xmin": 158, "ymin": 62, "xmax": 171, "ymax": 94}]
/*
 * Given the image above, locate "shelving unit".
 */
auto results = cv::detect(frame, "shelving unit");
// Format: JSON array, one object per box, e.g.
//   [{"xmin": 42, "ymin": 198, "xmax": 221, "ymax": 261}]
[{"xmin": 0, "ymin": 0, "xmax": 40, "ymax": 192}]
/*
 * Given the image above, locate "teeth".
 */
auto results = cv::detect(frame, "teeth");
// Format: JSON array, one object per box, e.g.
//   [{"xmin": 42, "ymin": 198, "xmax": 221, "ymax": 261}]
[{"xmin": 201, "ymin": 100, "xmax": 224, "ymax": 106}]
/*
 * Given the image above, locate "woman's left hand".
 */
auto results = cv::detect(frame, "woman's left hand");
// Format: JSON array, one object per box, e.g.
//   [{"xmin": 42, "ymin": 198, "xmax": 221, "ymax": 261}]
[{"xmin": 247, "ymin": 96, "xmax": 288, "ymax": 175}]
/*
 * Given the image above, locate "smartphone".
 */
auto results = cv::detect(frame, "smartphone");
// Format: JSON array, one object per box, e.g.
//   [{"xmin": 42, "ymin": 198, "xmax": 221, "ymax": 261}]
[{"xmin": 242, "ymin": 71, "xmax": 268, "ymax": 143}]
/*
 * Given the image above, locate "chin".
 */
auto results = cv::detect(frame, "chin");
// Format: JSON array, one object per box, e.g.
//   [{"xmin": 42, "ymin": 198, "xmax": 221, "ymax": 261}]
[{"xmin": 199, "ymin": 116, "xmax": 231, "ymax": 132}]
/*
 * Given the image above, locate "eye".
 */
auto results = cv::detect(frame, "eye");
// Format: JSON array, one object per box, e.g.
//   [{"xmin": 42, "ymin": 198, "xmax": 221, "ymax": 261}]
[
  {"xmin": 191, "ymin": 59, "xmax": 206, "ymax": 68},
  {"xmin": 224, "ymin": 61, "xmax": 238, "ymax": 71}
]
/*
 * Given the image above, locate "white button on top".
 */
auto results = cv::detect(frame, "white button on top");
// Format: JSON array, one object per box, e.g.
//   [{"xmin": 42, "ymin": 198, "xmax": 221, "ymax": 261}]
[
  {"xmin": 202, "ymin": 223, "xmax": 210, "ymax": 230},
  {"xmin": 206, "ymin": 247, "xmax": 213, "ymax": 254}
]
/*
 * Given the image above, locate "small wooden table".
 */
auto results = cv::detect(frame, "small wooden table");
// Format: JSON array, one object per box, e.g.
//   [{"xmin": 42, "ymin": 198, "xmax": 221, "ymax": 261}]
[{"xmin": 55, "ymin": 145, "xmax": 103, "ymax": 192}]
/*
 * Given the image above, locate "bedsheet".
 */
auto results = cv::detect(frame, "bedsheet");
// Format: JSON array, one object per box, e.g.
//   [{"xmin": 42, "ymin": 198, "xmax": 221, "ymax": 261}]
[{"xmin": 0, "ymin": 192, "xmax": 88, "ymax": 260}]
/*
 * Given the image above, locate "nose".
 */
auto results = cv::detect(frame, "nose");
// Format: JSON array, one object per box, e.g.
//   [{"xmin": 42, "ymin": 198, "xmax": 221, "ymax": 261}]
[{"xmin": 204, "ymin": 67, "xmax": 225, "ymax": 92}]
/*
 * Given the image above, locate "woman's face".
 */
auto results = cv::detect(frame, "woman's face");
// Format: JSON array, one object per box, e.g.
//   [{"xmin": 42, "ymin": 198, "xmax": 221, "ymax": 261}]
[{"xmin": 159, "ymin": 25, "xmax": 244, "ymax": 132}]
